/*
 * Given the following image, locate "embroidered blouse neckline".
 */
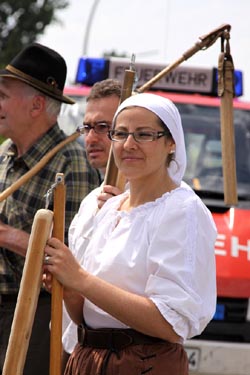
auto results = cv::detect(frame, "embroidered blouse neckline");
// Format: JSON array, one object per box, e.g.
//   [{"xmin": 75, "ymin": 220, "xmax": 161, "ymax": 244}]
[{"xmin": 114, "ymin": 185, "xmax": 183, "ymax": 216}]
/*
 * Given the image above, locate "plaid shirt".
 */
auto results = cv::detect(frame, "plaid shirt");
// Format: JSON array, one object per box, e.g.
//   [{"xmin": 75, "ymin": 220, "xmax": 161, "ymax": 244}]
[{"xmin": 0, "ymin": 124, "xmax": 100, "ymax": 294}]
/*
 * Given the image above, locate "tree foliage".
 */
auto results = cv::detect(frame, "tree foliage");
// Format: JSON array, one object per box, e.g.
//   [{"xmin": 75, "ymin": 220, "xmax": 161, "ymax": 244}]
[{"xmin": 0, "ymin": 0, "xmax": 69, "ymax": 67}]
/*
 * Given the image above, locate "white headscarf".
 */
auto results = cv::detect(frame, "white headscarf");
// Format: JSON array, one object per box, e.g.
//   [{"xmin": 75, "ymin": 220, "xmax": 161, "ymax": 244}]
[{"xmin": 113, "ymin": 93, "xmax": 187, "ymax": 185}]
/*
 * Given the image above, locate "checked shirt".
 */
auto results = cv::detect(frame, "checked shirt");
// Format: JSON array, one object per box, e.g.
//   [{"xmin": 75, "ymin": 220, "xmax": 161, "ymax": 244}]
[{"xmin": 0, "ymin": 124, "xmax": 99, "ymax": 294}]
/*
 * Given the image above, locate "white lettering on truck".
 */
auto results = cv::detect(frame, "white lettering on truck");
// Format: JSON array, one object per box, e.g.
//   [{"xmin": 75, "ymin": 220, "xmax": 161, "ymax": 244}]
[{"xmin": 215, "ymin": 234, "xmax": 250, "ymax": 260}]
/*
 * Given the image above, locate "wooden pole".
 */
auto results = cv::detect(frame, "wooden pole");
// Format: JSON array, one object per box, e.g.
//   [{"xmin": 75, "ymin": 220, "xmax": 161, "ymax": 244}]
[
  {"xmin": 49, "ymin": 173, "xmax": 65, "ymax": 375},
  {"xmin": 137, "ymin": 24, "xmax": 231, "ymax": 93},
  {"xmin": 103, "ymin": 66, "xmax": 136, "ymax": 191},
  {"xmin": 0, "ymin": 132, "xmax": 79, "ymax": 203},
  {"xmin": 218, "ymin": 47, "xmax": 238, "ymax": 205},
  {"xmin": 2, "ymin": 209, "xmax": 54, "ymax": 375}
]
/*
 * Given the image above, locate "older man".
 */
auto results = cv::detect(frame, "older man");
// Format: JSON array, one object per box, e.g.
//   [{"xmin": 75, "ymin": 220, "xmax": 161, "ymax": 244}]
[{"xmin": 0, "ymin": 43, "xmax": 99, "ymax": 374}]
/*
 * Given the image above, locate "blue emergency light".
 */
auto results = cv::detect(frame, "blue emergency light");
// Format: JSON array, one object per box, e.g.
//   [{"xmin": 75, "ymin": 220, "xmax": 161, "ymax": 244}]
[
  {"xmin": 75, "ymin": 57, "xmax": 243, "ymax": 97},
  {"xmin": 75, "ymin": 57, "xmax": 109, "ymax": 86},
  {"xmin": 234, "ymin": 70, "xmax": 243, "ymax": 97},
  {"xmin": 214, "ymin": 68, "xmax": 243, "ymax": 97}
]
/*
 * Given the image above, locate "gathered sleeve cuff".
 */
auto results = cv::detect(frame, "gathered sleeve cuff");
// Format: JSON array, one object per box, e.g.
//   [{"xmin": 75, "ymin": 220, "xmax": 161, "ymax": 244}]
[{"xmin": 145, "ymin": 191, "xmax": 217, "ymax": 339}]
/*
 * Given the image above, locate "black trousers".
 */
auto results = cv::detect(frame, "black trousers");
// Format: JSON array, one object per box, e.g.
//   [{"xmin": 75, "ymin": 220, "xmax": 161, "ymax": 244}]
[{"xmin": 0, "ymin": 292, "xmax": 51, "ymax": 375}]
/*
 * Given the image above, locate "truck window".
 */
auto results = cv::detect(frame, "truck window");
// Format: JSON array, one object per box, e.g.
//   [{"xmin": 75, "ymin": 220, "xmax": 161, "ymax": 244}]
[{"xmin": 176, "ymin": 103, "xmax": 250, "ymax": 199}]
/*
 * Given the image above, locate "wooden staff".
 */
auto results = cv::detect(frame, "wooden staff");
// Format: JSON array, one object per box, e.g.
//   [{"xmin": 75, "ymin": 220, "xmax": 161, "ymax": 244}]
[
  {"xmin": 218, "ymin": 33, "xmax": 238, "ymax": 205},
  {"xmin": 50, "ymin": 173, "xmax": 65, "ymax": 375},
  {"xmin": 2, "ymin": 209, "xmax": 54, "ymax": 375},
  {"xmin": 104, "ymin": 58, "xmax": 136, "ymax": 190},
  {"xmin": 0, "ymin": 132, "xmax": 79, "ymax": 203},
  {"xmin": 137, "ymin": 24, "xmax": 231, "ymax": 93}
]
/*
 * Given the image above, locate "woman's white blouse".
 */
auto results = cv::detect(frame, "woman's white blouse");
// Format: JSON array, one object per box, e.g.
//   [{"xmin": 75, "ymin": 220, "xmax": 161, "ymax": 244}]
[{"xmin": 82, "ymin": 182, "xmax": 217, "ymax": 340}]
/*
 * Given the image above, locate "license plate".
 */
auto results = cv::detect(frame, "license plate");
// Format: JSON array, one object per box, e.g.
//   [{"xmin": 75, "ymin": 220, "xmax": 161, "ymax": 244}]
[{"xmin": 185, "ymin": 347, "xmax": 200, "ymax": 371}]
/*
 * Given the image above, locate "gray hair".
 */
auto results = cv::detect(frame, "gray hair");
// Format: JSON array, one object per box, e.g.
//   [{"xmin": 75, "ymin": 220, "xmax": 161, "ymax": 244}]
[
  {"xmin": 0, "ymin": 77, "xmax": 61, "ymax": 118},
  {"xmin": 23, "ymin": 84, "xmax": 61, "ymax": 117}
]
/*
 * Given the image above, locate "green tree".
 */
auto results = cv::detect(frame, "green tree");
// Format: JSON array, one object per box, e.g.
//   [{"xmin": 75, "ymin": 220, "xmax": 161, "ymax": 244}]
[{"xmin": 0, "ymin": 0, "xmax": 69, "ymax": 67}]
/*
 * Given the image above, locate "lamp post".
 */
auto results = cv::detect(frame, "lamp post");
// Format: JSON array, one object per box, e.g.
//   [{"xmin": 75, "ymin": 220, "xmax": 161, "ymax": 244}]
[{"xmin": 83, "ymin": 0, "xmax": 100, "ymax": 55}]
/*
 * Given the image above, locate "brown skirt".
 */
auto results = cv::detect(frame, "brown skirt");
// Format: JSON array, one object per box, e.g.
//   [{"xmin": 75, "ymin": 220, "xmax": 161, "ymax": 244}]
[{"xmin": 64, "ymin": 341, "xmax": 189, "ymax": 375}]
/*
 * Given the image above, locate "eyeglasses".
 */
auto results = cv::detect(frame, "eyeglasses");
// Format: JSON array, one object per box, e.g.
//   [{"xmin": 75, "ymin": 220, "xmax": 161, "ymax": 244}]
[
  {"xmin": 77, "ymin": 122, "xmax": 111, "ymax": 135},
  {"xmin": 108, "ymin": 129, "xmax": 168, "ymax": 143}
]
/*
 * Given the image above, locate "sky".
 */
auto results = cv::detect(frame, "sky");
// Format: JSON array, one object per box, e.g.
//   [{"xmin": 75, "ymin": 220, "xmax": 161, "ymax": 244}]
[{"xmin": 38, "ymin": 0, "xmax": 250, "ymax": 101}]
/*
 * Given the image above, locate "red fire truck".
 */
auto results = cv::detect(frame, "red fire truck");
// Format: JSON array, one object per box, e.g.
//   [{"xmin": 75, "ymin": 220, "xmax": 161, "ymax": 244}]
[{"xmin": 61, "ymin": 57, "xmax": 250, "ymax": 375}]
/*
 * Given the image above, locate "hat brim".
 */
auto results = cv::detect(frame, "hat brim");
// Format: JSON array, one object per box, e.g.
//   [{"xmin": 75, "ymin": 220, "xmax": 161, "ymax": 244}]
[{"xmin": 0, "ymin": 68, "xmax": 75, "ymax": 105}]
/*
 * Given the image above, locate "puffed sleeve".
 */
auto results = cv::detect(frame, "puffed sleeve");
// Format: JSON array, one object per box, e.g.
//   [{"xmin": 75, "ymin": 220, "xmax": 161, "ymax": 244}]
[
  {"xmin": 145, "ymin": 189, "xmax": 217, "ymax": 339},
  {"xmin": 68, "ymin": 187, "xmax": 102, "ymax": 258}
]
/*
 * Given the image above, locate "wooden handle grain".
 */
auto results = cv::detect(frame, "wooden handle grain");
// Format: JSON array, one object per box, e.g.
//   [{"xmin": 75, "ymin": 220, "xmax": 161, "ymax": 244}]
[
  {"xmin": 2, "ymin": 209, "xmax": 54, "ymax": 375},
  {"xmin": 219, "ymin": 56, "xmax": 238, "ymax": 205},
  {"xmin": 220, "ymin": 95, "xmax": 238, "ymax": 205},
  {"xmin": 50, "ymin": 173, "xmax": 65, "ymax": 375},
  {"xmin": 104, "ymin": 69, "xmax": 135, "ymax": 190}
]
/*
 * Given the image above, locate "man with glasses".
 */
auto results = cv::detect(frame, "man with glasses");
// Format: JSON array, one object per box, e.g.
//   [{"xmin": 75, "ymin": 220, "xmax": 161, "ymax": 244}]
[
  {"xmin": 62, "ymin": 78, "xmax": 122, "ymax": 369},
  {"xmin": 78, "ymin": 79, "xmax": 121, "ymax": 180}
]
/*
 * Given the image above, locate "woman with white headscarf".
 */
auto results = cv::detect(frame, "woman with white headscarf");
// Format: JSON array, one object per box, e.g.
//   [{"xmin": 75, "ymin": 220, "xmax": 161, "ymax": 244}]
[{"xmin": 44, "ymin": 93, "xmax": 217, "ymax": 375}]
